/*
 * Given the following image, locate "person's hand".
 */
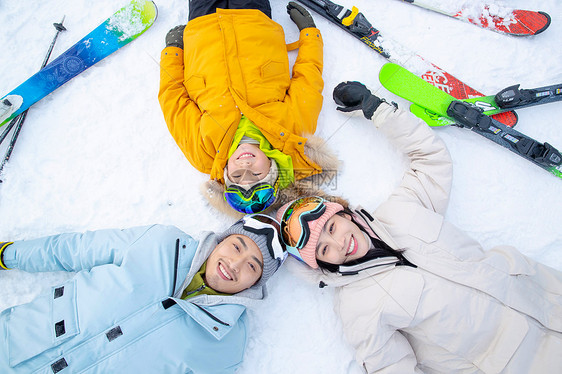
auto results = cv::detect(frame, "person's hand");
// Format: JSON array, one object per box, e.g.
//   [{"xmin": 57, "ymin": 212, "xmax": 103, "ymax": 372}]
[
  {"xmin": 0, "ymin": 242, "xmax": 13, "ymax": 270},
  {"xmin": 333, "ymin": 81, "xmax": 384, "ymax": 120},
  {"xmin": 165, "ymin": 25, "xmax": 186, "ymax": 49},
  {"xmin": 287, "ymin": 2, "xmax": 316, "ymax": 31}
]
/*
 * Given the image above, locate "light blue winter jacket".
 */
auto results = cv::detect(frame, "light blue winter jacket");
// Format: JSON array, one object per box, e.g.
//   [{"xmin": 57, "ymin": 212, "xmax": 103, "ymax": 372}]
[{"xmin": 0, "ymin": 225, "xmax": 267, "ymax": 373}]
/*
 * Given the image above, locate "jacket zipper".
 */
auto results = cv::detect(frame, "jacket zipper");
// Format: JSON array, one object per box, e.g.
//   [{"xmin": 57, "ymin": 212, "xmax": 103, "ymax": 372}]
[
  {"xmin": 170, "ymin": 239, "xmax": 180, "ymax": 297},
  {"xmin": 170, "ymin": 239, "xmax": 229, "ymax": 327},
  {"xmin": 184, "ymin": 284, "xmax": 206, "ymax": 298},
  {"xmin": 193, "ymin": 304, "xmax": 230, "ymax": 326}
]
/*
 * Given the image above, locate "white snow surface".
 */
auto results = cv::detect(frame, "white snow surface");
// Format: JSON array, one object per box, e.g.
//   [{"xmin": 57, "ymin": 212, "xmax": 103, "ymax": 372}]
[{"xmin": 1, "ymin": 0, "xmax": 561, "ymax": 372}]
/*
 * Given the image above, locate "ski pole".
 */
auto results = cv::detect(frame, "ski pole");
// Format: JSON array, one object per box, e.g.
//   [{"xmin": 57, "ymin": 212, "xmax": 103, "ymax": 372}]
[
  {"xmin": 0, "ymin": 120, "xmax": 16, "ymax": 145},
  {"xmin": 0, "ymin": 17, "xmax": 66, "ymax": 178},
  {"xmin": 0, "ymin": 17, "xmax": 66, "ymax": 147},
  {"xmin": 42, "ymin": 17, "xmax": 67, "ymax": 68}
]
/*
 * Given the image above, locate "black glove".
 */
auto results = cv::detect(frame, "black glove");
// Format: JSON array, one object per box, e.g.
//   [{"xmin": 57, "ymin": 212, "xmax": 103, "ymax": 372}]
[
  {"xmin": 165, "ymin": 25, "xmax": 186, "ymax": 49},
  {"xmin": 0, "ymin": 242, "xmax": 13, "ymax": 270},
  {"xmin": 333, "ymin": 81, "xmax": 384, "ymax": 120},
  {"xmin": 287, "ymin": 2, "xmax": 316, "ymax": 31}
]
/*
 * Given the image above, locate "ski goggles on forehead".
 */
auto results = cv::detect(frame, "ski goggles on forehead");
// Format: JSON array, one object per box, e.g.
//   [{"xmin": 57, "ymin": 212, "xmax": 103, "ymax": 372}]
[
  {"xmin": 280, "ymin": 196, "xmax": 326, "ymax": 260},
  {"xmin": 241, "ymin": 214, "xmax": 287, "ymax": 261},
  {"xmin": 224, "ymin": 181, "xmax": 279, "ymax": 214}
]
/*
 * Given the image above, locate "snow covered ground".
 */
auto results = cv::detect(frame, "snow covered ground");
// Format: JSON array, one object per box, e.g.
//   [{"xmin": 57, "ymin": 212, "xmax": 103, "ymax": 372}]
[{"xmin": 1, "ymin": 0, "xmax": 561, "ymax": 372}]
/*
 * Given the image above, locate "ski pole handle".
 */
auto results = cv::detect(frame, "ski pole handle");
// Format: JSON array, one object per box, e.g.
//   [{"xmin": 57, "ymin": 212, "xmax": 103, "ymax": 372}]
[{"xmin": 41, "ymin": 16, "xmax": 67, "ymax": 69}]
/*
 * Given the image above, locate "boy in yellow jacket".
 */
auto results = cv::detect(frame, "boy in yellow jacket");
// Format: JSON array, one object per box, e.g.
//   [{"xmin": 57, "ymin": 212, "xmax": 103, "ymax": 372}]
[{"xmin": 159, "ymin": 1, "xmax": 337, "ymax": 217}]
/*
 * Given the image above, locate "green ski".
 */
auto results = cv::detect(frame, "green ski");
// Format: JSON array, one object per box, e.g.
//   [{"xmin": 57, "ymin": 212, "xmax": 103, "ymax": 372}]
[{"xmin": 379, "ymin": 62, "xmax": 562, "ymax": 180}]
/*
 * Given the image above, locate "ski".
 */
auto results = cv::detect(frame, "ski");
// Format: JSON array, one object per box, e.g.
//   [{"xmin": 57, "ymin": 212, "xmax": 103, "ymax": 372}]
[
  {"xmin": 0, "ymin": 0, "xmax": 158, "ymax": 127},
  {"xmin": 379, "ymin": 62, "xmax": 562, "ymax": 179},
  {"xmin": 0, "ymin": 18, "xmax": 67, "ymax": 178},
  {"xmin": 400, "ymin": 0, "xmax": 551, "ymax": 36},
  {"xmin": 295, "ymin": 0, "xmax": 517, "ymax": 127},
  {"xmin": 409, "ymin": 82, "xmax": 562, "ymax": 127}
]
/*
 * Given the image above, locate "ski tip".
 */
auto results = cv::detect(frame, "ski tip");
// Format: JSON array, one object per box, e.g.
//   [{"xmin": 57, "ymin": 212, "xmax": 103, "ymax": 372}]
[
  {"xmin": 378, "ymin": 62, "xmax": 401, "ymax": 80},
  {"xmin": 141, "ymin": 0, "xmax": 158, "ymax": 24},
  {"xmin": 379, "ymin": 62, "xmax": 421, "ymax": 89},
  {"xmin": 129, "ymin": 0, "xmax": 158, "ymax": 26},
  {"xmin": 109, "ymin": 0, "xmax": 158, "ymax": 43},
  {"xmin": 533, "ymin": 11, "xmax": 551, "ymax": 35},
  {"xmin": 151, "ymin": 1, "xmax": 159, "ymax": 21},
  {"xmin": 510, "ymin": 9, "xmax": 552, "ymax": 36}
]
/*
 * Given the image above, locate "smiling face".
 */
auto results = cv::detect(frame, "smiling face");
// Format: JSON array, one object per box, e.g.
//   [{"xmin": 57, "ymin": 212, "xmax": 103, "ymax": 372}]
[
  {"xmin": 315, "ymin": 214, "xmax": 370, "ymax": 265},
  {"xmin": 226, "ymin": 144, "xmax": 271, "ymax": 185},
  {"xmin": 205, "ymin": 234, "xmax": 264, "ymax": 294}
]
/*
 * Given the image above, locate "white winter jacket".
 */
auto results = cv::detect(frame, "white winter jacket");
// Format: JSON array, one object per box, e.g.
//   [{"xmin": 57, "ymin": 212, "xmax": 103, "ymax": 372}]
[{"xmin": 303, "ymin": 104, "xmax": 562, "ymax": 373}]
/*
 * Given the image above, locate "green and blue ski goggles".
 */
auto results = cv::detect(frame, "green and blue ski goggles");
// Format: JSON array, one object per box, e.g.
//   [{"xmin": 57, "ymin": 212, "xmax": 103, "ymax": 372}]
[{"xmin": 224, "ymin": 181, "xmax": 279, "ymax": 214}]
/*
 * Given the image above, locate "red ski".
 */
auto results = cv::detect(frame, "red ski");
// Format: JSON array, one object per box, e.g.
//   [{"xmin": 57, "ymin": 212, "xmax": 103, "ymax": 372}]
[{"xmin": 401, "ymin": 0, "xmax": 551, "ymax": 36}]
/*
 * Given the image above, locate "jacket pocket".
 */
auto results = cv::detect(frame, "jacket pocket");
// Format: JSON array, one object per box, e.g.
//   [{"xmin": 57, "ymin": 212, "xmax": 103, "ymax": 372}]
[
  {"xmin": 260, "ymin": 60, "xmax": 286, "ymax": 80},
  {"xmin": 185, "ymin": 75, "xmax": 206, "ymax": 98},
  {"xmin": 7, "ymin": 280, "xmax": 80, "ymax": 367},
  {"xmin": 473, "ymin": 310, "xmax": 528, "ymax": 373},
  {"xmin": 486, "ymin": 245, "xmax": 536, "ymax": 276}
]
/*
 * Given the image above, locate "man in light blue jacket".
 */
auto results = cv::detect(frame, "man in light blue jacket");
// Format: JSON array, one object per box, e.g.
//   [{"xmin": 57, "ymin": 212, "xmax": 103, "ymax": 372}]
[{"xmin": 0, "ymin": 214, "xmax": 286, "ymax": 373}]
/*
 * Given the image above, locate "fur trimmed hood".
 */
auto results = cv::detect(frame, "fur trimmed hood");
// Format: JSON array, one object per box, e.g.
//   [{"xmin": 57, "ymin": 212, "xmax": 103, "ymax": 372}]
[{"xmin": 200, "ymin": 134, "xmax": 342, "ymax": 219}]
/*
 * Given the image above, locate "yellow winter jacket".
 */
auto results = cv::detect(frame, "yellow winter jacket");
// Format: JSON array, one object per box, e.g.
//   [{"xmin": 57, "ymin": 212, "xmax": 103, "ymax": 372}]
[{"xmin": 159, "ymin": 9, "xmax": 324, "ymax": 183}]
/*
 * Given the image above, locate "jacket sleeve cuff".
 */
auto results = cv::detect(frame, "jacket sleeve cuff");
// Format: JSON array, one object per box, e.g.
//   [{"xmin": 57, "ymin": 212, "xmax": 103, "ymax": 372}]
[
  {"xmin": 161, "ymin": 46, "xmax": 184, "ymax": 58},
  {"xmin": 299, "ymin": 27, "xmax": 322, "ymax": 41},
  {"xmin": 0, "ymin": 242, "xmax": 13, "ymax": 270},
  {"xmin": 370, "ymin": 102, "xmax": 397, "ymax": 128}
]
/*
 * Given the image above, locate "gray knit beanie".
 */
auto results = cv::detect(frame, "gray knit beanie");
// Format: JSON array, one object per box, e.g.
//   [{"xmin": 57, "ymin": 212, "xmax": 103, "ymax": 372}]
[{"xmin": 216, "ymin": 220, "xmax": 283, "ymax": 289}]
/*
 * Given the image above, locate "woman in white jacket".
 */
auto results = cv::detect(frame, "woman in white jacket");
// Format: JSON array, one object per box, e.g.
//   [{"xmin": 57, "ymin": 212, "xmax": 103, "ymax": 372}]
[{"xmin": 276, "ymin": 81, "xmax": 562, "ymax": 374}]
